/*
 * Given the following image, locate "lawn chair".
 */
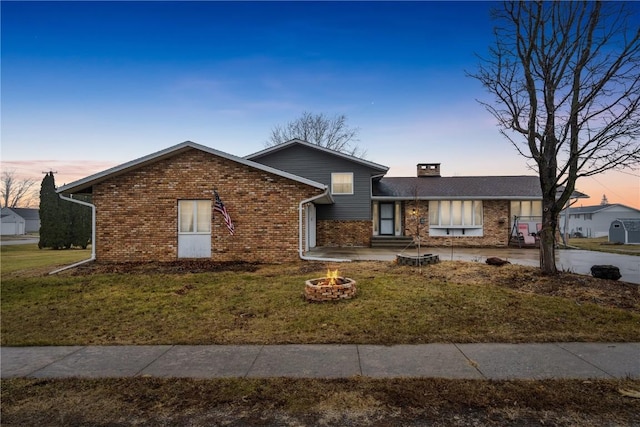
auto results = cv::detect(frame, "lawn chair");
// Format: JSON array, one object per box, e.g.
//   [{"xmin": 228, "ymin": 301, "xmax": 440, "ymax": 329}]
[{"xmin": 518, "ymin": 223, "xmax": 535, "ymax": 245}]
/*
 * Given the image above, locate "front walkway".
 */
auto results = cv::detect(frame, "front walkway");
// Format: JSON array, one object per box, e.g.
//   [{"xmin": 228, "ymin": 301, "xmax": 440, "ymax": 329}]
[{"xmin": 307, "ymin": 246, "xmax": 640, "ymax": 284}]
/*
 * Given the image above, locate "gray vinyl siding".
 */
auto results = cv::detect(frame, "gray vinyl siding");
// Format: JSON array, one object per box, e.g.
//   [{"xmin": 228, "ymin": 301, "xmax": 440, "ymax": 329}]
[{"xmin": 249, "ymin": 145, "xmax": 376, "ymax": 220}]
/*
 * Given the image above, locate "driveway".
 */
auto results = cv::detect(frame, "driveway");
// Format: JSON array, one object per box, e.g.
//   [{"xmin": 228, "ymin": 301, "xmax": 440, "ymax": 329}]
[
  {"xmin": 0, "ymin": 237, "xmax": 39, "ymax": 246},
  {"xmin": 308, "ymin": 246, "xmax": 640, "ymax": 285}
]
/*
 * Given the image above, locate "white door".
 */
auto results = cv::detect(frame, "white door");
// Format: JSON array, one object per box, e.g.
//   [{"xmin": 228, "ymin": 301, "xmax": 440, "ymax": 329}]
[
  {"xmin": 306, "ymin": 203, "xmax": 316, "ymax": 249},
  {"xmin": 178, "ymin": 200, "xmax": 212, "ymax": 258}
]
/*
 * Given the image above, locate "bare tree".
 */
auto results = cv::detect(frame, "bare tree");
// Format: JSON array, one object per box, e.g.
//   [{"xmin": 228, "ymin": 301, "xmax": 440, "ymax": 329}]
[
  {"xmin": 470, "ymin": 1, "xmax": 640, "ymax": 274},
  {"xmin": 268, "ymin": 112, "xmax": 366, "ymax": 158},
  {"xmin": 1, "ymin": 170, "xmax": 37, "ymax": 208}
]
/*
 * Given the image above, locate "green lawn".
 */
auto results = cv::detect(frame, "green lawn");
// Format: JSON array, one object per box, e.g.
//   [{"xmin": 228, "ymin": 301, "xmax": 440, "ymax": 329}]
[
  {"xmin": 568, "ymin": 236, "xmax": 640, "ymax": 255},
  {"xmin": 2, "ymin": 245, "xmax": 638, "ymax": 346},
  {"xmin": 1, "ymin": 243, "xmax": 91, "ymax": 275}
]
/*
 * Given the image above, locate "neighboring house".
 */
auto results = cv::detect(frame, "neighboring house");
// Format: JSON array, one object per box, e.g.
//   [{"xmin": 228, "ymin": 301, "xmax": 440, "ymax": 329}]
[
  {"xmin": 1, "ymin": 209, "xmax": 25, "ymax": 235},
  {"xmin": 609, "ymin": 219, "xmax": 640, "ymax": 244},
  {"xmin": 57, "ymin": 140, "xmax": 572, "ymax": 263},
  {"xmin": 0, "ymin": 207, "xmax": 40, "ymax": 235},
  {"xmin": 559, "ymin": 204, "xmax": 640, "ymax": 238}
]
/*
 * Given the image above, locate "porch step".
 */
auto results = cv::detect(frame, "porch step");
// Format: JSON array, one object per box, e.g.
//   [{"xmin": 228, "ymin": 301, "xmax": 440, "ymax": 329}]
[{"xmin": 371, "ymin": 236, "xmax": 416, "ymax": 249}]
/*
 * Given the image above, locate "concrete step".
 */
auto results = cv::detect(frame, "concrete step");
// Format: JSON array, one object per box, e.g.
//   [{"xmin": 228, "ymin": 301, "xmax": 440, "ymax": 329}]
[{"xmin": 371, "ymin": 236, "xmax": 416, "ymax": 248}]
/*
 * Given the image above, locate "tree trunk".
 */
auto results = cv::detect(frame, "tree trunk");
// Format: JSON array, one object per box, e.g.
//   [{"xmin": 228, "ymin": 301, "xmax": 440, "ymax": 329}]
[{"xmin": 539, "ymin": 202, "xmax": 558, "ymax": 274}]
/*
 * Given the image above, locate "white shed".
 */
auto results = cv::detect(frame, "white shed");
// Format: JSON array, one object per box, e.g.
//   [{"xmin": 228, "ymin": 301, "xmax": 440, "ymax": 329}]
[{"xmin": 0, "ymin": 211, "xmax": 26, "ymax": 235}]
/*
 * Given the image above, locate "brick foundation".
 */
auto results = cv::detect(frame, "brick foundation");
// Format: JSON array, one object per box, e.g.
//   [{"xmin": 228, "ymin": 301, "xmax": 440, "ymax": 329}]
[{"xmin": 316, "ymin": 220, "xmax": 371, "ymax": 247}]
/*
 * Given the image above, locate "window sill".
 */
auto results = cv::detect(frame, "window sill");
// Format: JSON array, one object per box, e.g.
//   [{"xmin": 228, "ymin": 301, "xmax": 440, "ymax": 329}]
[{"xmin": 429, "ymin": 226, "xmax": 482, "ymax": 229}]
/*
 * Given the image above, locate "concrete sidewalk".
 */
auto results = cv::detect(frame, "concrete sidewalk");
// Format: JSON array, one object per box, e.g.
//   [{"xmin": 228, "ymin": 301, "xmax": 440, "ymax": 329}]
[{"xmin": 2, "ymin": 343, "xmax": 638, "ymax": 380}]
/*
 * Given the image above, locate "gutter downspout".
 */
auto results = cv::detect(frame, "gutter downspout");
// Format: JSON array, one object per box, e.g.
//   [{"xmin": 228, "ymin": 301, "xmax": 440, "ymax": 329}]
[
  {"xmin": 299, "ymin": 189, "xmax": 350, "ymax": 262},
  {"xmin": 49, "ymin": 194, "xmax": 96, "ymax": 274}
]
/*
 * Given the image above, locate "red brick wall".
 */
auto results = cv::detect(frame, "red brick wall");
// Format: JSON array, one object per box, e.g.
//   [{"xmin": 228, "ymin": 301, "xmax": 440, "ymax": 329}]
[
  {"xmin": 403, "ymin": 200, "xmax": 511, "ymax": 247},
  {"xmin": 317, "ymin": 220, "xmax": 371, "ymax": 247},
  {"xmin": 92, "ymin": 149, "xmax": 324, "ymax": 263}
]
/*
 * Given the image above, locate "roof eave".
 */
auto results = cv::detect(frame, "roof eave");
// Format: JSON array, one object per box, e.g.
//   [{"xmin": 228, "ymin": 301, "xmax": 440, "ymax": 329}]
[
  {"xmin": 57, "ymin": 141, "xmax": 328, "ymax": 194},
  {"xmin": 371, "ymin": 195, "xmax": 543, "ymax": 201},
  {"xmin": 245, "ymin": 139, "xmax": 390, "ymax": 174}
]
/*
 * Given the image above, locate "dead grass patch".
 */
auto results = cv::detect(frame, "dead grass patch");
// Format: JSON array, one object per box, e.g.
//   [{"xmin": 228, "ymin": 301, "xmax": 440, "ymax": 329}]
[{"xmin": 2, "ymin": 378, "xmax": 639, "ymax": 426}]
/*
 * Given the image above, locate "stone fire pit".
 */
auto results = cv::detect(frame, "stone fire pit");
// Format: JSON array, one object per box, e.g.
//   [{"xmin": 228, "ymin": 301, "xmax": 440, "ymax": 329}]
[{"xmin": 305, "ymin": 271, "xmax": 357, "ymax": 302}]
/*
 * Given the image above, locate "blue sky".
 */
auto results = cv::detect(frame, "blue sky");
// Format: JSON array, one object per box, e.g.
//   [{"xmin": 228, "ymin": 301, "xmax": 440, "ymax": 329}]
[{"xmin": 2, "ymin": 1, "xmax": 638, "ymax": 208}]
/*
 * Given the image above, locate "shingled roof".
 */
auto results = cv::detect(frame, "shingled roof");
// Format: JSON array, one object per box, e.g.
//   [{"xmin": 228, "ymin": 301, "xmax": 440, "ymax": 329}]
[
  {"xmin": 7, "ymin": 208, "xmax": 39, "ymax": 221},
  {"xmin": 373, "ymin": 176, "xmax": 543, "ymax": 200},
  {"xmin": 564, "ymin": 203, "xmax": 640, "ymax": 215}
]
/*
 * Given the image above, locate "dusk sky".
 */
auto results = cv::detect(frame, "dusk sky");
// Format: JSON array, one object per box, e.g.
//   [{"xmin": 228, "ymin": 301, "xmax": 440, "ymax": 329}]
[{"xmin": 2, "ymin": 1, "xmax": 638, "ymax": 208}]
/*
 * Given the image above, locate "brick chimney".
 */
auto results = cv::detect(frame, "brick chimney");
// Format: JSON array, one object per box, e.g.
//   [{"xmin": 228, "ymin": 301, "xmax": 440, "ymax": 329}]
[{"xmin": 417, "ymin": 163, "xmax": 441, "ymax": 177}]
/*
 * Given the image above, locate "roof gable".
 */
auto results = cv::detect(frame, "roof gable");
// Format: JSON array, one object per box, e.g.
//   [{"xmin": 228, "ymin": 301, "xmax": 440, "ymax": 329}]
[
  {"xmin": 57, "ymin": 141, "xmax": 329, "ymax": 195},
  {"xmin": 7, "ymin": 208, "xmax": 39, "ymax": 220},
  {"xmin": 245, "ymin": 139, "xmax": 389, "ymax": 174},
  {"xmin": 567, "ymin": 203, "xmax": 640, "ymax": 215},
  {"xmin": 614, "ymin": 218, "xmax": 640, "ymax": 229}
]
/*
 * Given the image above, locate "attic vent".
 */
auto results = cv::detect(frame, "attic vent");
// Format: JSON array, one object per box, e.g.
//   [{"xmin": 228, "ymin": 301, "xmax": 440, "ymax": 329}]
[{"xmin": 417, "ymin": 163, "xmax": 441, "ymax": 177}]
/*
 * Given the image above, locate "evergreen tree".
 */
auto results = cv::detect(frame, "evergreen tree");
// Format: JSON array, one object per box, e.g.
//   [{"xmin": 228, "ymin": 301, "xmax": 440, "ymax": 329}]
[
  {"xmin": 38, "ymin": 172, "xmax": 67, "ymax": 249},
  {"xmin": 68, "ymin": 194, "xmax": 92, "ymax": 249},
  {"xmin": 39, "ymin": 172, "xmax": 92, "ymax": 250}
]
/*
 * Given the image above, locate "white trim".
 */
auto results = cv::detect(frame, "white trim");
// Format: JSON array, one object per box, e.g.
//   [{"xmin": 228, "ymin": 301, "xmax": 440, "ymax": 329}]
[
  {"xmin": 331, "ymin": 172, "xmax": 354, "ymax": 195},
  {"xmin": 298, "ymin": 189, "xmax": 350, "ymax": 262},
  {"xmin": 49, "ymin": 195, "xmax": 96, "ymax": 274},
  {"xmin": 371, "ymin": 196, "xmax": 543, "ymax": 201}
]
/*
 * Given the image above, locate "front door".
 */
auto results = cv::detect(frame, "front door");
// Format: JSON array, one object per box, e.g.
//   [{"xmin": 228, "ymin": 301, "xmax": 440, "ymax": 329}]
[
  {"xmin": 379, "ymin": 202, "xmax": 395, "ymax": 235},
  {"xmin": 306, "ymin": 203, "xmax": 316, "ymax": 249},
  {"xmin": 178, "ymin": 200, "xmax": 212, "ymax": 258}
]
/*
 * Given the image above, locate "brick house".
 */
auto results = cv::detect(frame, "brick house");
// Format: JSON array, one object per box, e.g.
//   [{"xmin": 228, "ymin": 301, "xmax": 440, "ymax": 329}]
[{"xmin": 57, "ymin": 139, "xmax": 553, "ymax": 263}]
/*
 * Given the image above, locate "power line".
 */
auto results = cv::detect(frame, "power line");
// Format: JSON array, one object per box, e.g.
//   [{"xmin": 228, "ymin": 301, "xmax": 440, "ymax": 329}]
[
  {"xmin": 616, "ymin": 169, "xmax": 640, "ymax": 178},
  {"xmin": 586, "ymin": 175, "xmax": 637, "ymax": 205}
]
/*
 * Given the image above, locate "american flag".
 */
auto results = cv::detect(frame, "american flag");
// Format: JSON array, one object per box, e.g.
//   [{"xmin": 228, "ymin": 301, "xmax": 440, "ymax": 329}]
[{"xmin": 213, "ymin": 190, "xmax": 235, "ymax": 235}]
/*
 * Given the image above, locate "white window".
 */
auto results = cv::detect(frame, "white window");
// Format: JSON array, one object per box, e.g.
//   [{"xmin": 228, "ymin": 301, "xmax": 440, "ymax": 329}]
[
  {"xmin": 178, "ymin": 200, "xmax": 211, "ymax": 233},
  {"xmin": 331, "ymin": 172, "xmax": 354, "ymax": 195},
  {"xmin": 429, "ymin": 200, "xmax": 483, "ymax": 227},
  {"xmin": 510, "ymin": 200, "xmax": 542, "ymax": 220}
]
